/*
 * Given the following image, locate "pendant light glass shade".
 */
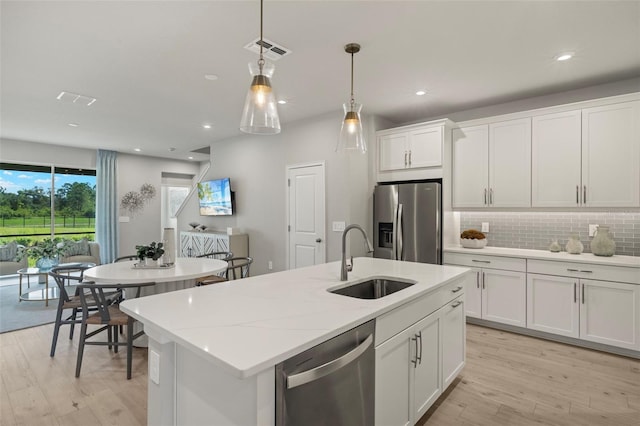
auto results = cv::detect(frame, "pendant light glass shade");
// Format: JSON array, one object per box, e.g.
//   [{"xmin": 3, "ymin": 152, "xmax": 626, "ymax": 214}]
[
  {"xmin": 336, "ymin": 43, "xmax": 366, "ymax": 153},
  {"xmin": 337, "ymin": 102, "xmax": 366, "ymax": 152},
  {"xmin": 240, "ymin": 61, "xmax": 281, "ymax": 134}
]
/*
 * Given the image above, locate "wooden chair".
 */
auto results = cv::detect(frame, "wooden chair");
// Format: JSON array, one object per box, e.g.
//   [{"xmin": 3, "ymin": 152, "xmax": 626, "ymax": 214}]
[
  {"xmin": 49, "ymin": 264, "xmax": 102, "ymax": 357},
  {"xmin": 226, "ymin": 256, "xmax": 253, "ymax": 280},
  {"xmin": 195, "ymin": 251, "xmax": 233, "ymax": 286},
  {"xmin": 75, "ymin": 281, "xmax": 155, "ymax": 379}
]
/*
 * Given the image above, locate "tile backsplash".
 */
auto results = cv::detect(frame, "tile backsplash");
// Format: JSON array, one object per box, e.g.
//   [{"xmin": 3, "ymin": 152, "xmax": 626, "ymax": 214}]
[{"xmin": 459, "ymin": 212, "xmax": 640, "ymax": 257}]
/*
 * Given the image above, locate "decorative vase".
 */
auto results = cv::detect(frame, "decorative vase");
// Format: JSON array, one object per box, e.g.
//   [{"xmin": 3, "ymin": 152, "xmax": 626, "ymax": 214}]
[
  {"xmin": 162, "ymin": 227, "xmax": 176, "ymax": 265},
  {"xmin": 36, "ymin": 256, "xmax": 59, "ymax": 271},
  {"xmin": 591, "ymin": 225, "xmax": 616, "ymax": 257},
  {"xmin": 548, "ymin": 239, "xmax": 561, "ymax": 253},
  {"xmin": 565, "ymin": 234, "xmax": 584, "ymax": 255}
]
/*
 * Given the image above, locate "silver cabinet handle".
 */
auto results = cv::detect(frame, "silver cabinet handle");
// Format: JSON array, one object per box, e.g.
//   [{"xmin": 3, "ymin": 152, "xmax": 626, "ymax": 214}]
[
  {"xmin": 452, "ymin": 300, "xmax": 463, "ymax": 308},
  {"xmin": 416, "ymin": 331, "xmax": 422, "ymax": 365},
  {"xmin": 315, "ymin": 238, "xmax": 322, "ymax": 243},
  {"xmin": 411, "ymin": 335, "xmax": 419, "ymax": 368},
  {"xmin": 567, "ymin": 268, "xmax": 579, "ymax": 272},
  {"xmin": 482, "ymin": 272, "xmax": 485, "ymax": 289},
  {"xmin": 286, "ymin": 334, "xmax": 373, "ymax": 389},
  {"xmin": 576, "ymin": 185, "xmax": 579, "ymax": 204},
  {"xmin": 476, "ymin": 271, "xmax": 480, "ymax": 288},
  {"xmin": 580, "ymin": 270, "xmax": 593, "ymax": 273},
  {"xmin": 484, "ymin": 188, "xmax": 488, "ymax": 205},
  {"xmin": 452, "ymin": 286, "xmax": 463, "ymax": 293},
  {"xmin": 489, "ymin": 188, "xmax": 493, "ymax": 205},
  {"xmin": 408, "ymin": 150, "xmax": 412, "ymax": 166},
  {"xmin": 574, "ymin": 282, "xmax": 577, "ymax": 303},
  {"xmin": 472, "ymin": 260, "xmax": 490, "ymax": 263},
  {"xmin": 583, "ymin": 185, "xmax": 587, "ymax": 204},
  {"xmin": 581, "ymin": 283, "xmax": 585, "ymax": 304},
  {"xmin": 404, "ymin": 151, "xmax": 408, "ymax": 167}
]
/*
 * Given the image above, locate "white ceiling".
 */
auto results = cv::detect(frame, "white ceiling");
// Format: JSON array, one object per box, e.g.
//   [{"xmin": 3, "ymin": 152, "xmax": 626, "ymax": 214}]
[{"xmin": 2, "ymin": 1, "xmax": 639, "ymax": 161}]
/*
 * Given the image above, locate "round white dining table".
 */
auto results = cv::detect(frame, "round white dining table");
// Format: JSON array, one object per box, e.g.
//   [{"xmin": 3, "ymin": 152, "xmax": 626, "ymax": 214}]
[{"xmin": 83, "ymin": 257, "xmax": 227, "ymax": 346}]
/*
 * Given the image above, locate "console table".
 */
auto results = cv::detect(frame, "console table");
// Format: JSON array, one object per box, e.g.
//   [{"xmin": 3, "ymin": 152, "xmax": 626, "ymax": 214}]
[{"xmin": 179, "ymin": 231, "xmax": 249, "ymax": 258}]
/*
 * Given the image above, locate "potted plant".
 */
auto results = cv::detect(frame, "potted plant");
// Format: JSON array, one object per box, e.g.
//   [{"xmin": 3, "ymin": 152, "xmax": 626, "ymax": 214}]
[
  {"xmin": 135, "ymin": 241, "xmax": 165, "ymax": 266},
  {"xmin": 16, "ymin": 237, "xmax": 68, "ymax": 270}
]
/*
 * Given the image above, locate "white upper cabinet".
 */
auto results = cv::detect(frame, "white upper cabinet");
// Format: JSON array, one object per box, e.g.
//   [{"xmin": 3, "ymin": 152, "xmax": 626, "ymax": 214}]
[
  {"xmin": 452, "ymin": 118, "xmax": 531, "ymax": 208},
  {"xmin": 489, "ymin": 118, "xmax": 531, "ymax": 207},
  {"xmin": 532, "ymin": 100, "xmax": 640, "ymax": 208},
  {"xmin": 452, "ymin": 125, "xmax": 489, "ymax": 208},
  {"xmin": 582, "ymin": 101, "xmax": 640, "ymax": 207},
  {"xmin": 532, "ymin": 110, "xmax": 582, "ymax": 207},
  {"xmin": 377, "ymin": 119, "xmax": 452, "ymax": 182}
]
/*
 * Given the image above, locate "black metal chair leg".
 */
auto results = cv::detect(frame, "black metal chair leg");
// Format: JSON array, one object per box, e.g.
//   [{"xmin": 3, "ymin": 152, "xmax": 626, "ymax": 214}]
[
  {"xmin": 75, "ymin": 323, "xmax": 88, "ymax": 378},
  {"xmin": 50, "ymin": 302, "xmax": 65, "ymax": 357},
  {"xmin": 69, "ymin": 308, "xmax": 78, "ymax": 339},
  {"xmin": 114, "ymin": 327, "xmax": 119, "ymax": 353},
  {"xmin": 127, "ymin": 320, "xmax": 134, "ymax": 379}
]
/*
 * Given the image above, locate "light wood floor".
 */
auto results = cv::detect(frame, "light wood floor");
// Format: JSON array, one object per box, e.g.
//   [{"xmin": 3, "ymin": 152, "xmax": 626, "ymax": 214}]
[{"xmin": 1, "ymin": 323, "xmax": 639, "ymax": 426}]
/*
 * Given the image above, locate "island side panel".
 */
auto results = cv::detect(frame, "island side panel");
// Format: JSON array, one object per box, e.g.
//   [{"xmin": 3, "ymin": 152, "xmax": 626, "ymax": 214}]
[
  {"xmin": 175, "ymin": 344, "xmax": 275, "ymax": 426},
  {"xmin": 147, "ymin": 338, "xmax": 177, "ymax": 426}
]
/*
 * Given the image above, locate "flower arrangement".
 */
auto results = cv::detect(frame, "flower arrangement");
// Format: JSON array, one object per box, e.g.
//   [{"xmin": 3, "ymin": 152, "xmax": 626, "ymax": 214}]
[
  {"xmin": 135, "ymin": 241, "xmax": 165, "ymax": 261},
  {"xmin": 460, "ymin": 229, "xmax": 487, "ymax": 249},
  {"xmin": 139, "ymin": 183, "xmax": 156, "ymax": 201},
  {"xmin": 16, "ymin": 238, "xmax": 68, "ymax": 262}
]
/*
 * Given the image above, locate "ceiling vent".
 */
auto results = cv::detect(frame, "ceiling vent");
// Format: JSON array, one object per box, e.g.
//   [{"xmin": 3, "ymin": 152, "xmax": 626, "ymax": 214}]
[
  {"xmin": 244, "ymin": 38, "xmax": 291, "ymax": 61},
  {"xmin": 56, "ymin": 91, "xmax": 97, "ymax": 106}
]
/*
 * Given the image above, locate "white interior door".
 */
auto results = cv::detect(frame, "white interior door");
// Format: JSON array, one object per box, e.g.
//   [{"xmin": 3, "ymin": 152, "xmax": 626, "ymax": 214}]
[{"xmin": 287, "ymin": 163, "xmax": 325, "ymax": 269}]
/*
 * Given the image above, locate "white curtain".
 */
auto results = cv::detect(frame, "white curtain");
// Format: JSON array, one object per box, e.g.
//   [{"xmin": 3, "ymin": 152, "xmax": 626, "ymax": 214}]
[{"xmin": 96, "ymin": 150, "xmax": 118, "ymax": 263}]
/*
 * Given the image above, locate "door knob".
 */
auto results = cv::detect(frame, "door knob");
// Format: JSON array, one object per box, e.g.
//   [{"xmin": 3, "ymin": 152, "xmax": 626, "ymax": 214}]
[{"xmin": 315, "ymin": 238, "xmax": 322, "ymax": 243}]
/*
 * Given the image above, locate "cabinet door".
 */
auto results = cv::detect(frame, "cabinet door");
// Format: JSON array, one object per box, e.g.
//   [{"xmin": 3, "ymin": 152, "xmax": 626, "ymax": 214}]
[
  {"xmin": 481, "ymin": 269, "xmax": 526, "ymax": 327},
  {"xmin": 463, "ymin": 267, "xmax": 482, "ymax": 319},
  {"xmin": 413, "ymin": 312, "xmax": 442, "ymax": 421},
  {"xmin": 190, "ymin": 234, "xmax": 206, "ymax": 257},
  {"xmin": 375, "ymin": 327, "xmax": 413, "ymax": 426},
  {"xmin": 531, "ymin": 110, "xmax": 582, "ymax": 207},
  {"xmin": 379, "ymin": 133, "xmax": 409, "ymax": 172},
  {"xmin": 441, "ymin": 295, "xmax": 465, "ymax": 389},
  {"xmin": 580, "ymin": 279, "xmax": 640, "ymax": 350},
  {"xmin": 452, "ymin": 125, "xmax": 489, "ymax": 208},
  {"xmin": 527, "ymin": 274, "xmax": 579, "ymax": 338},
  {"xmin": 582, "ymin": 101, "xmax": 640, "ymax": 207},
  {"xmin": 408, "ymin": 126, "xmax": 442, "ymax": 169},
  {"xmin": 489, "ymin": 118, "xmax": 531, "ymax": 207},
  {"xmin": 179, "ymin": 232, "xmax": 193, "ymax": 257}
]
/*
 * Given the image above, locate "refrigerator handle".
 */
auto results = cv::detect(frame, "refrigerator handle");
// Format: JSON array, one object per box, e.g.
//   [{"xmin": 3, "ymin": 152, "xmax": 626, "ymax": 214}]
[
  {"xmin": 397, "ymin": 203, "xmax": 404, "ymax": 260},
  {"xmin": 392, "ymin": 204, "xmax": 398, "ymax": 260}
]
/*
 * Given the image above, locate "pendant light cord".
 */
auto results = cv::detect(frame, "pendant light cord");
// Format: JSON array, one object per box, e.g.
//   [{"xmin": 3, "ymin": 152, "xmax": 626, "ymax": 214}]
[
  {"xmin": 350, "ymin": 51, "xmax": 355, "ymax": 108},
  {"xmin": 258, "ymin": 0, "xmax": 265, "ymax": 71}
]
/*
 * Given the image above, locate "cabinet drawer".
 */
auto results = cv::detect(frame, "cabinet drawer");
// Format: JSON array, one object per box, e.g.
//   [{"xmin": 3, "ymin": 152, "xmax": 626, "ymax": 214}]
[
  {"xmin": 528, "ymin": 259, "xmax": 639, "ymax": 285},
  {"xmin": 443, "ymin": 252, "xmax": 526, "ymax": 272},
  {"xmin": 376, "ymin": 278, "xmax": 465, "ymax": 346}
]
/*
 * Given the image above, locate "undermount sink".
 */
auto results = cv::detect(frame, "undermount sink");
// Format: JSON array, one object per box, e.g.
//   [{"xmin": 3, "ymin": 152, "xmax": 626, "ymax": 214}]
[{"xmin": 329, "ymin": 277, "xmax": 416, "ymax": 299}]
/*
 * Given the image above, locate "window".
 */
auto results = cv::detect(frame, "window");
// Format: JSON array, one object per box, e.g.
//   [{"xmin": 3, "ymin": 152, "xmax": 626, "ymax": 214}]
[{"xmin": 0, "ymin": 162, "xmax": 96, "ymax": 244}]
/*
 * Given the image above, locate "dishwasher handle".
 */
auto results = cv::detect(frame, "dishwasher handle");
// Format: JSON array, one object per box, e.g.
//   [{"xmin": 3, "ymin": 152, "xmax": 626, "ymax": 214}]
[{"xmin": 286, "ymin": 334, "xmax": 374, "ymax": 389}]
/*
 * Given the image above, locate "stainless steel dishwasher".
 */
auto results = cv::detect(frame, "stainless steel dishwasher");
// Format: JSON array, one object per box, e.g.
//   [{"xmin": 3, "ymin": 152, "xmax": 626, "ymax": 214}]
[{"xmin": 275, "ymin": 320, "xmax": 375, "ymax": 426}]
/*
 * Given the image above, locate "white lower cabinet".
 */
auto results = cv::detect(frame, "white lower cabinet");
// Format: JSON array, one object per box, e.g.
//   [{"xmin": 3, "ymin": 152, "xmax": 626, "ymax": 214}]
[
  {"xmin": 375, "ymin": 288, "xmax": 465, "ymax": 426},
  {"xmin": 526, "ymin": 260, "xmax": 640, "ymax": 351},
  {"xmin": 444, "ymin": 253, "xmax": 526, "ymax": 327}
]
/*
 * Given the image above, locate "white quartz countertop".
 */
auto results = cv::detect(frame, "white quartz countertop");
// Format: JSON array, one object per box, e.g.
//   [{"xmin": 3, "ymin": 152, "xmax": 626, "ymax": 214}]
[
  {"xmin": 444, "ymin": 246, "xmax": 640, "ymax": 268},
  {"xmin": 120, "ymin": 257, "xmax": 468, "ymax": 379}
]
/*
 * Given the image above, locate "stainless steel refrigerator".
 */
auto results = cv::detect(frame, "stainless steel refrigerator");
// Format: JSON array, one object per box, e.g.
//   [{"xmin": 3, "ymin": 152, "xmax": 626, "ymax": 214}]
[{"xmin": 373, "ymin": 182, "xmax": 441, "ymax": 264}]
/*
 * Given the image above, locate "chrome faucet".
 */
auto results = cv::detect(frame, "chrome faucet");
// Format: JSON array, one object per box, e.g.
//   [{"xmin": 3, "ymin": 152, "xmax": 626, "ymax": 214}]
[{"xmin": 341, "ymin": 224, "xmax": 374, "ymax": 281}]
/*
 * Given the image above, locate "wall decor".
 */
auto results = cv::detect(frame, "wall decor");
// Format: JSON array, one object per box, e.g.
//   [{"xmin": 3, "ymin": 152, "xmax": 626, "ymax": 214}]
[{"xmin": 120, "ymin": 183, "xmax": 157, "ymax": 216}]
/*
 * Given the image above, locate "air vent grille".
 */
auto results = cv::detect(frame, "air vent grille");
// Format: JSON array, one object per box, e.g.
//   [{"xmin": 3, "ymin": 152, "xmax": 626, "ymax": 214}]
[
  {"xmin": 244, "ymin": 38, "xmax": 291, "ymax": 61},
  {"xmin": 56, "ymin": 91, "xmax": 97, "ymax": 106}
]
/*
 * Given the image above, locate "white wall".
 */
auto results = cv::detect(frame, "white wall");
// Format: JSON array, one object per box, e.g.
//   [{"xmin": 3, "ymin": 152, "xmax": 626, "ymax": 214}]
[{"xmin": 177, "ymin": 111, "xmax": 388, "ymax": 276}]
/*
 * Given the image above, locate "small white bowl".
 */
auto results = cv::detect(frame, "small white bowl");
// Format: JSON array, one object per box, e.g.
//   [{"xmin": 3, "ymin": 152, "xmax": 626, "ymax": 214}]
[{"xmin": 460, "ymin": 238, "xmax": 487, "ymax": 249}]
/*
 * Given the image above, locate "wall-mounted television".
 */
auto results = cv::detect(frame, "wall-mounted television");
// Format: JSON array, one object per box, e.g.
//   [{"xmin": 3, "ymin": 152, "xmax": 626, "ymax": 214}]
[{"xmin": 197, "ymin": 177, "xmax": 233, "ymax": 216}]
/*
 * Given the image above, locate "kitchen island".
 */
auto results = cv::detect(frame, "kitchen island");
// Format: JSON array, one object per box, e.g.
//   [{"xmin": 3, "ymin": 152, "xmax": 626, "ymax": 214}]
[{"xmin": 120, "ymin": 257, "xmax": 469, "ymax": 425}]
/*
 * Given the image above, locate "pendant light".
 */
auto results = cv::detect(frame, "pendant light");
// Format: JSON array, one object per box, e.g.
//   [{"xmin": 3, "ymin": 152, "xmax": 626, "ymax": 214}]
[
  {"xmin": 336, "ymin": 43, "xmax": 366, "ymax": 153},
  {"xmin": 240, "ymin": 0, "xmax": 281, "ymax": 134}
]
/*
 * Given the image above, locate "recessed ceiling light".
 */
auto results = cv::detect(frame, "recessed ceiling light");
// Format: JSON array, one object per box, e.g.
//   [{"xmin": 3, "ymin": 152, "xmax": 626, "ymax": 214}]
[
  {"xmin": 168, "ymin": 147, "xmax": 176, "ymax": 152},
  {"xmin": 278, "ymin": 100, "xmax": 287, "ymax": 105},
  {"xmin": 555, "ymin": 52, "xmax": 574, "ymax": 61},
  {"xmin": 188, "ymin": 156, "xmax": 194, "ymax": 160},
  {"xmin": 204, "ymin": 74, "xmax": 218, "ymax": 81},
  {"xmin": 202, "ymin": 124, "xmax": 212, "ymax": 129},
  {"xmin": 68, "ymin": 123, "xmax": 79, "ymax": 127},
  {"xmin": 134, "ymin": 148, "xmax": 141, "ymax": 152},
  {"xmin": 415, "ymin": 90, "xmax": 427, "ymax": 96}
]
